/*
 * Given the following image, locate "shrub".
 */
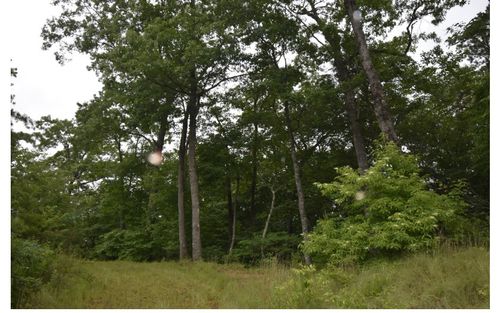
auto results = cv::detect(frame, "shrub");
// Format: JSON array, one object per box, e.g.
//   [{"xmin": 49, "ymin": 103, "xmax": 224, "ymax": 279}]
[
  {"xmin": 11, "ymin": 238, "xmax": 55, "ymax": 308},
  {"xmin": 303, "ymin": 142, "xmax": 466, "ymax": 265}
]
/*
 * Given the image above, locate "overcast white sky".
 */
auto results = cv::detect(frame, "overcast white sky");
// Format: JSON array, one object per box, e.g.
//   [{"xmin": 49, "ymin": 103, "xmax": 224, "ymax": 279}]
[
  {"xmin": 6, "ymin": 0, "xmax": 489, "ymax": 122},
  {"xmin": 8, "ymin": 1, "xmax": 101, "ymax": 121}
]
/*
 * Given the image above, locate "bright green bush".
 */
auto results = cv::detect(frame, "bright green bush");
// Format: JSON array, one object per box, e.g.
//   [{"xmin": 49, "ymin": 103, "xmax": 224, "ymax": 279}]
[
  {"xmin": 303, "ymin": 142, "xmax": 466, "ymax": 265},
  {"xmin": 11, "ymin": 238, "xmax": 55, "ymax": 308}
]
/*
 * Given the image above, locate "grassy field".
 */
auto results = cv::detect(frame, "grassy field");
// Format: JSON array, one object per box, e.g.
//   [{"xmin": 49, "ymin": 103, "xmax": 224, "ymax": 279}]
[{"xmin": 26, "ymin": 246, "xmax": 489, "ymax": 309}]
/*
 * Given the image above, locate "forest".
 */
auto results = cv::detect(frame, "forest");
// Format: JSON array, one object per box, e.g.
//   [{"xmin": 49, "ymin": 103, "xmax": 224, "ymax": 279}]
[{"xmin": 11, "ymin": 0, "xmax": 489, "ymax": 309}]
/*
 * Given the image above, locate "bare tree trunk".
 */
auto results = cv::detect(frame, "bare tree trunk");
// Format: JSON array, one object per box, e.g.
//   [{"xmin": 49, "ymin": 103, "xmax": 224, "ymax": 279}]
[
  {"xmin": 114, "ymin": 136, "xmax": 127, "ymax": 229},
  {"xmin": 177, "ymin": 110, "xmax": 189, "ymax": 260},
  {"xmin": 186, "ymin": 0, "xmax": 203, "ymax": 261},
  {"xmin": 229, "ymin": 171, "xmax": 239, "ymax": 254},
  {"xmin": 226, "ymin": 174, "xmax": 233, "ymax": 250},
  {"xmin": 155, "ymin": 114, "xmax": 169, "ymax": 152},
  {"xmin": 250, "ymin": 98, "xmax": 260, "ymax": 222},
  {"xmin": 250, "ymin": 120, "xmax": 258, "ymax": 222},
  {"xmin": 187, "ymin": 84, "xmax": 202, "ymax": 261},
  {"xmin": 262, "ymin": 188, "xmax": 275, "ymax": 240},
  {"xmin": 344, "ymin": 0, "xmax": 398, "ymax": 143},
  {"xmin": 345, "ymin": 90, "xmax": 369, "ymax": 172},
  {"xmin": 261, "ymin": 186, "xmax": 276, "ymax": 257},
  {"xmin": 284, "ymin": 101, "xmax": 312, "ymax": 266}
]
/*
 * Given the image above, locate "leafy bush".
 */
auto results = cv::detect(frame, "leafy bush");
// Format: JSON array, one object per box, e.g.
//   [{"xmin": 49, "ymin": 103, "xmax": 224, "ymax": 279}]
[
  {"xmin": 303, "ymin": 142, "xmax": 466, "ymax": 265},
  {"xmin": 11, "ymin": 238, "xmax": 55, "ymax": 308}
]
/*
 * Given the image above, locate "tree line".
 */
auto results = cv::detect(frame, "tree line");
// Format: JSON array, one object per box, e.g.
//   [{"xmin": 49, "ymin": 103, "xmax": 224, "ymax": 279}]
[{"xmin": 12, "ymin": 0, "xmax": 489, "ymax": 266}]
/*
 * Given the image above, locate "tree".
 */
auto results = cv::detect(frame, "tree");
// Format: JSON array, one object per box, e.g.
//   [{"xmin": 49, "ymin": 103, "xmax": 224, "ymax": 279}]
[
  {"xmin": 242, "ymin": 3, "xmax": 314, "ymax": 264},
  {"xmin": 43, "ymin": 0, "xmax": 247, "ymax": 261},
  {"xmin": 344, "ymin": 0, "xmax": 398, "ymax": 143},
  {"xmin": 284, "ymin": 0, "xmax": 370, "ymax": 172},
  {"xmin": 396, "ymin": 4, "xmax": 489, "ymax": 215}
]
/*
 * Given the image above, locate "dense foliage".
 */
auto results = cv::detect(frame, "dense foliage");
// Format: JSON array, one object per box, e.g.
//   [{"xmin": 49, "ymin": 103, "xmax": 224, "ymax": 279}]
[
  {"xmin": 304, "ymin": 142, "xmax": 466, "ymax": 265},
  {"xmin": 11, "ymin": 239, "xmax": 55, "ymax": 308}
]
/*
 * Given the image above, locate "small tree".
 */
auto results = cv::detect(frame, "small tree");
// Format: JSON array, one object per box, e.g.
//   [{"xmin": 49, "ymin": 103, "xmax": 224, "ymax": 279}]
[{"xmin": 303, "ymin": 141, "xmax": 465, "ymax": 265}]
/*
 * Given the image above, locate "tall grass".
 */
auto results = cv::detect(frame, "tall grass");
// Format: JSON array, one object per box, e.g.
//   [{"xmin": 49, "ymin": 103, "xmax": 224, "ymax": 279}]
[
  {"xmin": 27, "ymin": 257, "xmax": 291, "ymax": 308},
  {"xmin": 274, "ymin": 246, "xmax": 489, "ymax": 309},
  {"xmin": 333, "ymin": 247, "xmax": 488, "ymax": 308},
  {"xmin": 25, "ymin": 247, "xmax": 489, "ymax": 309}
]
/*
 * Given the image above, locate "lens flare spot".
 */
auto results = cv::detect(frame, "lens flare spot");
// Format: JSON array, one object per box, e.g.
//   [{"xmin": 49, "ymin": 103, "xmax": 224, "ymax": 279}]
[
  {"xmin": 353, "ymin": 10, "xmax": 362, "ymax": 22},
  {"xmin": 147, "ymin": 151, "xmax": 163, "ymax": 166},
  {"xmin": 355, "ymin": 191, "xmax": 366, "ymax": 201}
]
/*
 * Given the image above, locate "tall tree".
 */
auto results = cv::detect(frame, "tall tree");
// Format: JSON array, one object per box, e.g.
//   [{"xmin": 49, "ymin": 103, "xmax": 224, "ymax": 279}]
[
  {"xmin": 283, "ymin": 99, "xmax": 312, "ymax": 265},
  {"xmin": 43, "ymin": 0, "xmax": 247, "ymax": 261},
  {"xmin": 296, "ymin": 0, "xmax": 369, "ymax": 171},
  {"xmin": 177, "ymin": 110, "xmax": 189, "ymax": 259},
  {"xmin": 344, "ymin": 0, "xmax": 398, "ymax": 143}
]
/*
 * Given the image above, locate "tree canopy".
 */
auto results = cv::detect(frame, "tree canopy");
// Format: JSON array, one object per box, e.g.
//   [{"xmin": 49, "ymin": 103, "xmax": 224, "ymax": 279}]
[{"xmin": 12, "ymin": 0, "xmax": 489, "ymax": 270}]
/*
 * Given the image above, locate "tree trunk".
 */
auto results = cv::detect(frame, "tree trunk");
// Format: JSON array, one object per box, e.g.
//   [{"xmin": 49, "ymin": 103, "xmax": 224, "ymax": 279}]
[
  {"xmin": 177, "ymin": 110, "xmax": 189, "ymax": 260},
  {"xmin": 187, "ymin": 83, "xmax": 202, "ymax": 261},
  {"xmin": 115, "ymin": 136, "xmax": 126, "ymax": 229},
  {"xmin": 344, "ymin": 0, "xmax": 398, "ymax": 143},
  {"xmin": 229, "ymin": 171, "xmax": 239, "ymax": 254},
  {"xmin": 345, "ymin": 90, "xmax": 369, "ymax": 172},
  {"xmin": 226, "ymin": 173, "xmax": 233, "ymax": 250},
  {"xmin": 327, "ymin": 35, "xmax": 369, "ymax": 172},
  {"xmin": 155, "ymin": 114, "xmax": 169, "ymax": 152},
  {"xmin": 261, "ymin": 186, "xmax": 276, "ymax": 257},
  {"xmin": 283, "ymin": 101, "xmax": 312, "ymax": 265},
  {"xmin": 250, "ymin": 120, "xmax": 258, "ymax": 222},
  {"xmin": 250, "ymin": 99, "xmax": 259, "ymax": 221}
]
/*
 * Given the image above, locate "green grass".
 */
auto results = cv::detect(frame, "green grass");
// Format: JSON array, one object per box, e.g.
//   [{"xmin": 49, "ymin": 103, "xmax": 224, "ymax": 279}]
[
  {"xmin": 25, "ymin": 246, "xmax": 489, "ymax": 309},
  {"xmin": 27, "ymin": 257, "xmax": 292, "ymax": 308},
  {"xmin": 275, "ymin": 246, "xmax": 490, "ymax": 309}
]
